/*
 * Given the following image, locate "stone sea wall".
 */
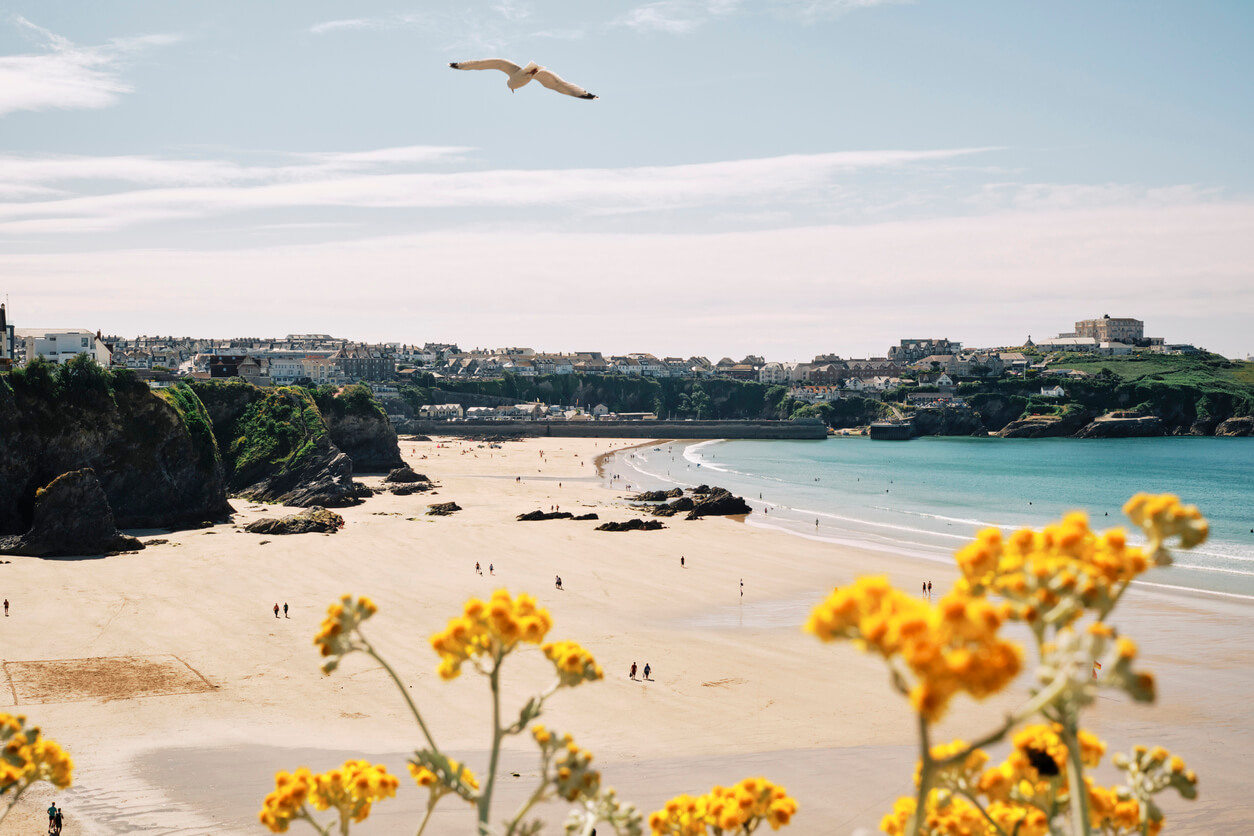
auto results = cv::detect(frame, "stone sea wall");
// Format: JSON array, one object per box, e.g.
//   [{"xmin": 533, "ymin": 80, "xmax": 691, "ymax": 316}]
[{"xmin": 403, "ymin": 418, "xmax": 828, "ymax": 440}]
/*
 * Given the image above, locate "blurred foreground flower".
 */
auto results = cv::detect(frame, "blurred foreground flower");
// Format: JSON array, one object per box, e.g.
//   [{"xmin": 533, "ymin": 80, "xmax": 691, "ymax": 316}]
[{"xmin": 1, "ymin": 712, "xmax": 73, "ymax": 826}]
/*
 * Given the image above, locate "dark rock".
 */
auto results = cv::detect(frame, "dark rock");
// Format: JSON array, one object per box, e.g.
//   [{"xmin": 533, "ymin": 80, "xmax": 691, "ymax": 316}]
[
  {"xmin": 1215, "ymin": 416, "xmax": 1254, "ymax": 437},
  {"xmin": 668, "ymin": 496, "xmax": 695, "ymax": 512},
  {"xmin": 996, "ymin": 412, "xmax": 1091, "ymax": 439},
  {"xmin": 516, "ymin": 510, "xmax": 575, "ymax": 521},
  {"xmin": 595, "ymin": 518, "xmax": 666, "ymax": 532},
  {"xmin": 1074, "ymin": 414, "xmax": 1166, "ymax": 439},
  {"xmin": 314, "ymin": 385, "xmax": 405, "ymax": 473},
  {"xmin": 353, "ymin": 483, "xmax": 375, "ymax": 498},
  {"xmin": 385, "ymin": 466, "xmax": 428, "ymax": 483},
  {"xmin": 910, "ymin": 407, "xmax": 988, "ymax": 437},
  {"xmin": 665, "ymin": 488, "xmax": 684, "ymax": 498},
  {"xmin": 693, "ymin": 485, "xmax": 711, "ymax": 494},
  {"xmin": 144, "ymin": 538, "xmax": 170, "ymax": 546},
  {"xmin": 244, "ymin": 507, "xmax": 344, "ymax": 535},
  {"xmin": 686, "ymin": 488, "xmax": 752, "ymax": 520},
  {"xmin": 651, "ymin": 506, "xmax": 680, "ymax": 517},
  {"xmin": 389, "ymin": 482, "xmax": 434, "ymax": 496},
  {"xmin": 0, "ymin": 374, "xmax": 232, "ymax": 534},
  {"xmin": 572, "ymin": 513, "xmax": 599, "ymax": 520},
  {"xmin": 0, "ymin": 469, "xmax": 143, "ymax": 557},
  {"xmin": 632, "ymin": 489, "xmax": 678, "ymax": 502},
  {"xmin": 427, "ymin": 502, "xmax": 462, "ymax": 516}
]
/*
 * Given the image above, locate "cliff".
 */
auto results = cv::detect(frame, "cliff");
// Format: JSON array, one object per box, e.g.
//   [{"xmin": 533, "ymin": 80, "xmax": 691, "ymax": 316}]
[
  {"xmin": 0, "ymin": 361, "xmax": 232, "ymax": 535},
  {"xmin": 909, "ymin": 407, "xmax": 987, "ymax": 437},
  {"xmin": 1214, "ymin": 416, "xmax": 1254, "ymax": 437},
  {"xmin": 192, "ymin": 383, "xmax": 363, "ymax": 507},
  {"xmin": 1073, "ymin": 414, "xmax": 1167, "ymax": 439},
  {"xmin": 0, "ymin": 468, "xmax": 142, "ymax": 557},
  {"xmin": 309, "ymin": 385, "xmax": 404, "ymax": 472},
  {"xmin": 996, "ymin": 409, "xmax": 1094, "ymax": 439}
]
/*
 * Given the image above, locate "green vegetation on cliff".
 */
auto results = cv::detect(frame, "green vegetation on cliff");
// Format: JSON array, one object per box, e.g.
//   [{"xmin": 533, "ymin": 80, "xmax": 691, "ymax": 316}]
[
  {"xmin": 309, "ymin": 383, "xmax": 388, "ymax": 421},
  {"xmin": 227, "ymin": 386, "xmax": 329, "ymax": 482},
  {"xmin": 156, "ymin": 383, "xmax": 221, "ymax": 472}
]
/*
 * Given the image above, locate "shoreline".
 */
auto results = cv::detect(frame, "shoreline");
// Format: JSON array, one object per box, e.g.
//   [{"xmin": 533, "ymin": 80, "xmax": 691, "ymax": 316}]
[{"xmin": 1, "ymin": 435, "xmax": 1248, "ymax": 834}]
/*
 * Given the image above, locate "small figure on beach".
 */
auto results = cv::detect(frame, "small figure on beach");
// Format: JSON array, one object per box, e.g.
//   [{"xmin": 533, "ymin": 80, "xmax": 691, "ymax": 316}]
[
  {"xmin": 922, "ymin": 581, "xmax": 926, "ymax": 596},
  {"xmin": 48, "ymin": 804, "xmax": 56, "ymax": 828},
  {"xmin": 489, "ymin": 563, "xmax": 495, "ymax": 575},
  {"xmin": 476, "ymin": 561, "xmax": 483, "ymax": 575},
  {"xmin": 3, "ymin": 598, "xmax": 7, "ymax": 616},
  {"xmin": 555, "ymin": 575, "xmax": 563, "ymax": 590},
  {"xmin": 815, "ymin": 518, "xmax": 819, "ymax": 527},
  {"xmin": 630, "ymin": 662, "xmax": 637, "ymax": 679},
  {"xmin": 740, "ymin": 579, "xmax": 744, "ymax": 597},
  {"xmin": 643, "ymin": 663, "xmax": 651, "ymax": 681},
  {"xmin": 680, "ymin": 555, "xmax": 685, "ymax": 568},
  {"xmin": 927, "ymin": 581, "xmax": 932, "ymax": 596},
  {"xmin": 54, "ymin": 806, "xmax": 63, "ymax": 833},
  {"xmin": 274, "ymin": 603, "xmax": 280, "ymax": 618},
  {"xmin": 283, "ymin": 602, "xmax": 289, "ymax": 618}
]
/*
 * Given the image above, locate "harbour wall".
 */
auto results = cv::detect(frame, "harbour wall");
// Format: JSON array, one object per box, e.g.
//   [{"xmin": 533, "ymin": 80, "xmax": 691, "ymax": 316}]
[{"xmin": 400, "ymin": 419, "xmax": 828, "ymax": 440}]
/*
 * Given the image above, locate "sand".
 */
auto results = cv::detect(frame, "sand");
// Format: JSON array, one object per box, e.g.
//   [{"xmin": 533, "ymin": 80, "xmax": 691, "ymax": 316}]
[{"xmin": 1, "ymin": 435, "xmax": 1251, "ymax": 834}]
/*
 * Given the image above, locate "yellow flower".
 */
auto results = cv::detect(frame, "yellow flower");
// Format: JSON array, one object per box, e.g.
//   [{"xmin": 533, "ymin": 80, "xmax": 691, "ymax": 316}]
[
  {"xmin": 430, "ymin": 590, "xmax": 553, "ymax": 679},
  {"xmin": 807, "ymin": 577, "xmax": 1020, "ymax": 721},
  {"xmin": 542, "ymin": 640, "xmax": 604, "ymax": 687},
  {"xmin": 313, "ymin": 595, "xmax": 379, "ymax": 673},
  {"xmin": 260, "ymin": 761, "xmax": 397, "ymax": 832},
  {"xmin": 0, "ymin": 713, "xmax": 73, "ymax": 797},
  {"xmin": 650, "ymin": 777, "xmax": 796, "ymax": 835}
]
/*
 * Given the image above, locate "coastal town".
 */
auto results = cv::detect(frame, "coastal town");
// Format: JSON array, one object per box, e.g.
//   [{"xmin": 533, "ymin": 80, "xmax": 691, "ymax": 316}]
[{"xmin": 0, "ymin": 305, "xmax": 1209, "ymax": 417}]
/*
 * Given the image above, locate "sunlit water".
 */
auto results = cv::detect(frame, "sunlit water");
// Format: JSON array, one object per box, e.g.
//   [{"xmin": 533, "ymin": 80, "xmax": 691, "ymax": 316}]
[{"xmin": 609, "ymin": 437, "xmax": 1254, "ymax": 601}]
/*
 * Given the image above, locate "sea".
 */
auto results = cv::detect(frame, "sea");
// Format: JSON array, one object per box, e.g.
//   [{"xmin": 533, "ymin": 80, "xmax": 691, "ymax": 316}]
[{"xmin": 608, "ymin": 437, "xmax": 1254, "ymax": 601}]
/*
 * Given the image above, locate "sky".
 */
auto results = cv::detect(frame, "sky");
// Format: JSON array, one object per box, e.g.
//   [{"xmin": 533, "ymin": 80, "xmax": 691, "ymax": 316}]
[{"xmin": 1, "ymin": 1, "xmax": 1252, "ymax": 360}]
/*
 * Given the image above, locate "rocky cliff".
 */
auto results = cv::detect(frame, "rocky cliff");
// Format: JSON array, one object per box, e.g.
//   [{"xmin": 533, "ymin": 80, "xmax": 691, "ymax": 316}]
[
  {"xmin": 191, "ymin": 382, "xmax": 363, "ymax": 507},
  {"xmin": 311, "ymin": 385, "xmax": 404, "ymax": 472},
  {"xmin": 909, "ymin": 407, "xmax": 987, "ymax": 437},
  {"xmin": 0, "ymin": 468, "xmax": 142, "ymax": 557},
  {"xmin": 996, "ymin": 409, "xmax": 1094, "ymax": 439},
  {"xmin": 0, "ymin": 362, "xmax": 232, "ymax": 535},
  {"xmin": 1074, "ymin": 414, "xmax": 1167, "ymax": 439},
  {"xmin": 1214, "ymin": 416, "xmax": 1254, "ymax": 437}
]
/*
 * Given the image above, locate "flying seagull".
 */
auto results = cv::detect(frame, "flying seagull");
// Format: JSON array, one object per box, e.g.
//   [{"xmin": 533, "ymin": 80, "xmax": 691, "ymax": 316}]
[{"xmin": 449, "ymin": 60, "xmax": 598, "ymax": 100}]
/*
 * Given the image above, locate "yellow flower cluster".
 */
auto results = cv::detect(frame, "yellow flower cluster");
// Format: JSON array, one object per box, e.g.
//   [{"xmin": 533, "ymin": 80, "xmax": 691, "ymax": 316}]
[
  {"xmin": 1124, "ymin": 493, "xmax": 1208, "ymax": 552},
  {"xmin": 806, "ymin": 576, "xmax": 1021, "ymax": 720},
  {"xmin": 531, "ymin": 726, "xmax": 601, "ymax": 802},
  {"xmin": 0, "ymin": 713, "xmax": 73, "ymax": 794},
  {"xmin": 954, "ymin": 496, "xmax": 1207, "ymax": 627},
  {"xmin": 977, "ymin": 724, "xmax": 1105, "ymax": 805},
  {"xmin": 313, "ymin": 595, "xmax": 378, "ymax": 672},
  {"xmin": 649, "ymin": 777, "xmax": 797, "ymax": 835},
  {"xmin": 408, "ymin": 755, "xmax": 479, "ymax": 802},
  {"xmin": 542, "ymin": 640, "xmax": 605, "ymax": 688},
  {"xmin": 880, "ymin": 793, "xmax": 991, "ymax": 836},
  {"xmin": 259, "ymin": 760, "xmax": 399, "ymax": 833},
  {"xmin": 430, "ymin": 589, "xmax": 552, "ymax": 680}
]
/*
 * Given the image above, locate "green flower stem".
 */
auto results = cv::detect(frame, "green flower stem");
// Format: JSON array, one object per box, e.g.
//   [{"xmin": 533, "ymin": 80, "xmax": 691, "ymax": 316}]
[
  {"xmin": 911, "ymin": 713, "xmax": 933, "ymax": 836},
  {"xmin": 958, "ymin": 790, "xmax": 1011, "ymax": 836},
  {"xmin": 480, "ymin": 649, "xmax": 505, "ymax": 836},
  {"xmin": 361, "ymin": 635, "xmax": 441, "ymax": 756},
  {"xmin": 1060, "ymin": 722, "xmax": 1093, "ymax": 836},
  {"xmin": 0, "ymin": 784, "xmax": 28, "ymax": 828},
  {"xmin": 934, "ymin": 673, "xmax": 1069, "ymax": 772},
  {"xmin": 415, "ymin": 796, "xmax": 438, "ymax": 836}
]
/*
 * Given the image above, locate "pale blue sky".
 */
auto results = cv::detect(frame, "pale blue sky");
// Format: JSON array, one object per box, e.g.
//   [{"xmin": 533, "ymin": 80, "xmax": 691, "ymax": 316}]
[{"xmin": 1, "ymin": 1, "xmax": 1251, "ymax": 358}]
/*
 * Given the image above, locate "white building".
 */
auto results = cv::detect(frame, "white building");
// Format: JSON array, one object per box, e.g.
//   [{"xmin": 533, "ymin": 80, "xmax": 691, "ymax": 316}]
[
  {"xmin": 1040, "ymin": 385, "xmax": 1066, "ymax": 398},
  {"xmin": 419, "ymin": 403, "xmax": 464, "ymax": 420},
  {"xmin": 19, "ymin": 329, "xmax": 112, "ymax": 365},
  {"xmin": 759, "ymin": 362, "xmax": 797, "ymax": 385}
]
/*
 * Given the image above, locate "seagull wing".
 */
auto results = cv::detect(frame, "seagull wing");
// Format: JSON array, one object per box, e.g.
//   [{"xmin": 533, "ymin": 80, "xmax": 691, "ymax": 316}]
[
  {"xmin": 449, "ymin": 59, "xmax": 521, "ymax": 75},
  {"xmin": 534, "ymin": 68, "xmax": 597, "ymax": 99}
]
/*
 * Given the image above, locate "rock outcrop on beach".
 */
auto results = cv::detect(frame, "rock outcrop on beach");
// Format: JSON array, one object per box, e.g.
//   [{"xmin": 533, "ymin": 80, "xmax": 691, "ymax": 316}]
[
  {"xmin": 190, "ymin": 381, "xmax": 364, "ymax": 508},
  {"xmin": 572, "ymin": 513, "xmax": 599, "ymax": 520},
  {"xmin": 517, "ymin": 510, "xmax": 575, "ymax": 521},
  {"xmin": 632, "ymin": 489, "xmax": 683, "ymax": 502},
  {"xmin": 0, "ymin": 469, "xmax": 143, "ymax": 557},
  {"xmin": 1074, "ymin": 414, "xmax": 1166, "ymax": 439},
  {"xmin": 0, "ymin": 361, "xmax": 232, "ymax": 536},
  {"xmin": 311, "ymin": 385, "xmax": 405, "ymax": 473},
  {"xmin": 596, "ymin": 519, "xmax": 666, "ymax": 532},
  {"xmin": 686, "ymin": 488, "xmax": 752, "ymax": 519},
  {"xmin": 385, "ymin": 466, "xmax": 427, "ymax": 483},
  {"xmin": 244, "ymin": 507, "xmax": 344, "ymax": 535},
  {"xmin": 389, "ymin": 482, "xmax": 434, "ymax": 496},
  {"xmin": 1215, "ymin": 416, "xmax": 1254, "ymax": 436},
  {"xmin": 427, "ymin": 502, "xmax": 462, "ymax": 516}
]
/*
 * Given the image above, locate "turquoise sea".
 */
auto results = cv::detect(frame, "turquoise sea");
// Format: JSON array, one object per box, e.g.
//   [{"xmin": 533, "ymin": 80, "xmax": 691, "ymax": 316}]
[{"xmin": 611, "ymin": 437, "xmax": 1254, "ymax": 600}]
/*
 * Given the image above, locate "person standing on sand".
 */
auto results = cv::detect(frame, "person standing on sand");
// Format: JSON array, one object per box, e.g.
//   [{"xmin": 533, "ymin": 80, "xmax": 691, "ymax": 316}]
[
  {"xmin": 643, "ymin": 663, "xmax": 651, "ymax": 681},
  {"xmin": 49, "ymin": 803, "xmax": 56, "ymax": 828},
  {"xmin": 740, "ymin": 579, "xmax": 743, "ymax": 597},
  {"xmin": 3, "ymin": 598, "xmax": 7, "ymax": 616},
  {"xmin": 283, "ymin": 603, "xmax": 289, "ymax": 618},
  {"xmin": 489, "ymin": 563, "xmax": 494, "ymax": 575},
  {"xmin": 54, "ymin": 806, "xmax": 63, "ymax": 833},
  {"xmin": 273, "ymin": 603, "xmax": 280, "ymax": 618},
  {"xmin": 630, "ymin": 662, "xmax": 637, "ymax": 680},
  {"xmin": 927, "ymin": 581, "xmax": 932, "ymax": 596},
  {"xmin": 476, "ymin": 561, "xmax": 481, "ymax": 574},
  {"xmin": 680, "ymin": 556, "xmax": 685, "ymax": 568}
]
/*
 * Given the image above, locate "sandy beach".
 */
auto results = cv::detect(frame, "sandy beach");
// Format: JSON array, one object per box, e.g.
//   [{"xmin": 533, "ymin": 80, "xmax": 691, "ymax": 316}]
[{"xmin": 2, "ymin": 435, "xmax": 1251, "ymax": 834}]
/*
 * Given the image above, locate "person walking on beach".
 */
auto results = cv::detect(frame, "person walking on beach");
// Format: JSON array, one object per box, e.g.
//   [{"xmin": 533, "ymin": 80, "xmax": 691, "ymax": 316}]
[
  {"xmin": 54, "ymin": 806, "xmax": 63, "ymax": 833},
  {"xmin": 680, "ymin": 556, "xmax": 685, "ymax": 568},
  {"xmin": 555, "ymin": 575, "xmax": 563, "ymax": 590},
  {"xmin": 740, "ymin": 579, "xmax": 743, "ymax": 597},
  {"xmin": 3, "ymin": 598, "xmax": 7, "ymax": 616},
  {"xmin": 630, "ymin": 662, "xmax": 637, "ymax": 680},
  {"xmin": 643, "ymin": 663, "xmax": 651, "ymax": 681},
  {"xmin": 476, "ymin": 561, "xmax": 482, "ymax": 575},
  {"xmin": 489, "ymin": 563, "xmax": 494, "ymax": 575},
  {"xmin": 283, "ymin": 603, "xmax": 289, "ymax": 618},
  {"xmin": 927, "ymin": 581, "xmax": 932, "ymax": 596},
  {"xmin": 274, "ymin": 603, "xmax": 280, "ymax": 618},
  {"xmin": 922, "ymin": 581, "xmax": 926, "ymax": 597},
  {"xmin": 49, "ymin": 803, "xmax": 56, "ymax": 829}
]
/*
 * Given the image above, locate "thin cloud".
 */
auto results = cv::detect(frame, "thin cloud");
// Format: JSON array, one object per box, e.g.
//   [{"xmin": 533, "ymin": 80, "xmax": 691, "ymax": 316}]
[
  {"xmin": 615, "ymin": 1, "xmax": 738, "ymax": 34},
  {"xmin": 0, "ymin": 147, "xmax": 999, "ymax": 234},
  {"xmin": 0, "ymin": 17, "xmax": 178, "ymax": 117}
]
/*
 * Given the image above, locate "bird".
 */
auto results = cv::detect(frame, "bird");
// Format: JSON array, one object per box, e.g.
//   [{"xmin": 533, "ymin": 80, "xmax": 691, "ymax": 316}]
[{"xmin": 448, "ymin": 59, "xmax": 597, "ymax": 100}]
